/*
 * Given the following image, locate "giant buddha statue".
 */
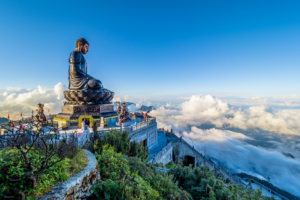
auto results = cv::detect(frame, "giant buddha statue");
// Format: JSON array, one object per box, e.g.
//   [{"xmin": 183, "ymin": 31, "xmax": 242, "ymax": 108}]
[
  {"xmin": 68, "ymin": 38, "xmax": 102, "ymax": 90},
  {"xmin": 64, "ymin": 38, "xmax": 114, "ymax": 105}
]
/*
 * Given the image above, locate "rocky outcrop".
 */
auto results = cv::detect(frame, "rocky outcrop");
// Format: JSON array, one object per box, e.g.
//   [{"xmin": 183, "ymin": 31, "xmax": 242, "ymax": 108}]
[{"xmin": 38, "ymin": 149, "xmax": 100, "ymax": 200}]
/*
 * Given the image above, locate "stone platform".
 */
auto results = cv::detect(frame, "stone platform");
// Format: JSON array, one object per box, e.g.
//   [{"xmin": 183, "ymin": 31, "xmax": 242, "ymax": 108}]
[{"xmin": 56, "ymin": 104, "xmax": 118, "ymax": 120}]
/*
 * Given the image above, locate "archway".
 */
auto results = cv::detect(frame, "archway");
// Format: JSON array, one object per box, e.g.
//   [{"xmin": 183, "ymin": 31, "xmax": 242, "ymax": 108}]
[
  {"xmin": 183, "ymin": 155, "xmax": 195, "ymax": 168},
  {"xmin": 140, "ymin": 139, "xmax": 147, "ymax": 147},
  {"xmin": 172, "ymin": 150, "xmax": 176, "ymax": 162},
  {"xmin": 82, "ymin": 118, "xmax": 90, "ymax": 127}
]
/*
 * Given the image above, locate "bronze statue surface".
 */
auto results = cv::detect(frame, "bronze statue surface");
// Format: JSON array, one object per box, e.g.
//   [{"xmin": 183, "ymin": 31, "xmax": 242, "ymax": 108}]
[
  {"xmin": 36, "ymin": 103, "xmax": 47, "ymax": 124},
  {"xmin": 119, "ymin": 102, "xmax": 131, "ymax": 123},
  {"xmin": 68, "ymin": 38, "xmax": 102, "ymax": 90},
  {"xmin": 64, "ymin": 38, "xmax": 114, "ymax": 105},
  {"xmin": 116, "ymin": 101, "xmax": 121, "ymax": 114}
]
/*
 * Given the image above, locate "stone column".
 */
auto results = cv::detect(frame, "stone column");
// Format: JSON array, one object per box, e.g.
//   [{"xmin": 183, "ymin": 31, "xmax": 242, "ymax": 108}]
[{"xmin": 100, "ymin": 117, "xmax": 104, "ymax": 129}]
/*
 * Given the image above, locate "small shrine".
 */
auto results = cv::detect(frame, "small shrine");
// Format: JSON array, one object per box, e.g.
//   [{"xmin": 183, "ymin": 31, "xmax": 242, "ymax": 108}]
[
  {"xmin": 116, "ymin": 101, "xmax": 121, "ymax": 114},
  {"xmin": 36, "ymin": 103, "xmax": 47, "ymax": 124}
]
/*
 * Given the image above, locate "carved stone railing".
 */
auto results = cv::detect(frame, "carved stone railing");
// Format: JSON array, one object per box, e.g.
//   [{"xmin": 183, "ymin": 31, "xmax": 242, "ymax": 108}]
[
  {"xmin": 95, "ymin": 117, "xmax": 157, "ymax": 135},
  {"xmin": 249, "ymin": 179, "xmax": 288, "ymax": 199}
]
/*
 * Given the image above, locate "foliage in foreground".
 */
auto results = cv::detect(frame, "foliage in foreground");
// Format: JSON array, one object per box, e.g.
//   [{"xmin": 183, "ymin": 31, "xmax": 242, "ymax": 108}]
[
  {"xmin": 0, "ymin": 119, "xmax": 81, "ymax": 199},
  {"xmin": 89, "ymin": 129, "xmax": 276, "ymax": 200},
  {"xmin": 165, "ymin": 161, "xmax": 175, "ymax": 169},
  {"xmin": 87, "ymin": 129, "xmax": 149, "ymax": 160},
  {"xmin": 168, "ymin": 164, "xmax": 276, "ymax": 200},
  {"xmin": 89, "ymin": 144, "xmax": 191, "ymax": 200},
  {"xmin": 0, "ymin": 147, "xmax": 87, "ymax": 199}
]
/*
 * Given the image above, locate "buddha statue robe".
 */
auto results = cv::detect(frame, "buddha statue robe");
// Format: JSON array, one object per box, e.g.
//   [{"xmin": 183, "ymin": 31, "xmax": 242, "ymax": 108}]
[{"xmin": 68, "ymin": 51, "xmax": 102, "ymax": 90}]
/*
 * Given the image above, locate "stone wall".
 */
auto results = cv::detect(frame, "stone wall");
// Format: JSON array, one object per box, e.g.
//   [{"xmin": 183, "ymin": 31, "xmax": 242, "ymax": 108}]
[
  {"xmin": 152, "ymin": 142, "xmax": 173, "ymax": 165},
  {"xmin": 130, "ymin": 122, "xmax": 158, "ymax": 148},
  {"xmin": 172, "ymin": 141, "xmax": 214, "ymax": 170},
  {"xmin": 38, "ymin": 149, "xmax": 100, "ymax": 200},
  {"xmin": 169, "ymin": 135, "xmax": 248, "ymax": 186}
]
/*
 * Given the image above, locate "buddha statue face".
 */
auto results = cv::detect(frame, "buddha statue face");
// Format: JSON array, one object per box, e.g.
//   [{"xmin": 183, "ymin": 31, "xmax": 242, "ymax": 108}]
[
  {"xmin": 76, "ymin": 43, "xmax": 89, "ymax": 55},
  {"xmin": 81, "ymin": 44, "xmax": 89, "ymax": 55},
  {"xmin": 75, "ymin": 38, "xmax": 89, "ymax": 55}
]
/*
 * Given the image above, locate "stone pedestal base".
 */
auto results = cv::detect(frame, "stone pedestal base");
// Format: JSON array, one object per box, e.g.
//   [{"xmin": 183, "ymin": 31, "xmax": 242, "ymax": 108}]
[{"xmin": 56, "ymin": 104, "xmax": 118, "ymax": 120}]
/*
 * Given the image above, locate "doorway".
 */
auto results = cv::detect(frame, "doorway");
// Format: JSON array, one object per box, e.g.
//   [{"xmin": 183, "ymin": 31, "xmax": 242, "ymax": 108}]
[
  {"xmin": 172, "ymin": 150, "xmax": 176, "ymax": 162},
  {"xmin": 183, "ymin": 155, "xmax": 195, "ymax": 168},
  {"xmin": 140, "ymin": 139, "xmax": 147, "ymax": 147}
]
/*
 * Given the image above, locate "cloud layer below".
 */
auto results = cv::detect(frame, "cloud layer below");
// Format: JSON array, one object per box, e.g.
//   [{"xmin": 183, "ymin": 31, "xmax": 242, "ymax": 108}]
[
  {"xmin": 151, "ymin": 95, "xmax": 300, "ymax": 135},
  {"xmin": 181, "ymin": 127, "xmax": 300, "ymax": 197},
  {"xmin": 0, "ymin": 83, "xmax": 66, "ymax": 119},
  {"xmin": 148, "ymin": 95, "xmax": 300, "ymax": 197}
]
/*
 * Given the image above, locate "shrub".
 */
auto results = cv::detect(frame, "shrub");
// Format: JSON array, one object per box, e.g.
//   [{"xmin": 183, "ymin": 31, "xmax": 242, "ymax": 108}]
[
  {"xmin": 89, "ymin": 129, "xmax": 149, "ymax": 160},
  {"xmin": 168, "ymin": 164, "xmax": 274, "ymax": 200},
  {"xmin": 128, "ymin": 157, "xmax": 192, "ymax": 200},
  {"xmin": 0, "ymin": 147, "xmax": 87, "ymax": 199},
  {"xmin": 0, "ymin": 119, "xmax": 79, "ymax": 199},
  {"xmin": 165, "ymin": 161, "xmax": 174, "ymax": 169},
  {"xmin": 90, "ymin": 145, "xmax": 159, "ymax": 200}
]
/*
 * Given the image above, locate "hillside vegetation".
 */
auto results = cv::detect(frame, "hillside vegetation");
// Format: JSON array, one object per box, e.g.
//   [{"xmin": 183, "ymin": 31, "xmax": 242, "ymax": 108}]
[{"xmin": 87, "ymin": 130, "xmax": 275, "ymax": 200}]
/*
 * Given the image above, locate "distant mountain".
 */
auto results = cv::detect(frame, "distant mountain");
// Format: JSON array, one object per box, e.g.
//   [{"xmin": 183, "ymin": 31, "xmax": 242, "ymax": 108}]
[{"xmin": 0, "ymin": 117, "xmax": 8, "ymax": 124}]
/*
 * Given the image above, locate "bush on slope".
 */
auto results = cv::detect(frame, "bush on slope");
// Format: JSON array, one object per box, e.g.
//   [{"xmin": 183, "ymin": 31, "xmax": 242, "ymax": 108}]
[
  {"xmin": 89, "ymin": 144, "xmax": 191, "ymax": 200},
  {"xmin": 89, "ymin": 129, "xmax": 273, "ymax": 200},
  {"xmin": 168, "ymin": 163, "xmax": 276, "ymax": 200}
]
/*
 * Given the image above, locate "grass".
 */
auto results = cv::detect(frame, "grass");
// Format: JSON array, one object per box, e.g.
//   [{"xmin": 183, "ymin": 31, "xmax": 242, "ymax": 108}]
[
  {"xmin": 69, "ymin": 150, "xmax": 88, "ymax": 175},
  {"xmin": 154, "ymin": 161, "xmax": 174, "ymax": 169},
  {"xmin": 165, "ymin": 161, "xmax": 174, "ymax": 169}
]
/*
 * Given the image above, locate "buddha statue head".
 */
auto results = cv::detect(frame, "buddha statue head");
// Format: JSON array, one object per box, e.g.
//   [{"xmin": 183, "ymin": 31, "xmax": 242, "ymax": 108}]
[{"xmin": 75, "ymin": 38, "xmax": 89, "ymax": 55}]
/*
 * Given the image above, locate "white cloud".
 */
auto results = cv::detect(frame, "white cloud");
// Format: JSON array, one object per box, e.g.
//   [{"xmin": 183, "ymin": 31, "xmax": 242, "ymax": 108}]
[
  {"xmin": 112, "ymin": 97, "xmax": 122, "ymax": 102},
  {"xmin": 276, "ymin": 95, "xmax": 300, "ymax": 100},
  {"xmin": 181, "ymin": 127, "xmax": 300, "ymax": 197},
  {"xmin": 6, "ymin": 87, "xmax": 22, "ymax": 92},
  {"xmin": 0, "ymin": 83, "xmax": 66, "ymax": 119},
  {"xmin": 124, "ymin": 95, "xmax": 128, "ymax": 100},
  {"xmin": 150, "ymin": 94, "xmax": 300, "ymax": 196},
  {"xmin": 177, "ymin": 96, "xmax": 191, "ymax": 100},
  {"xmin": 252, "ymin": 96, "xmax": 260, "ymax": 100},
  {"xmin": 152, "ymin": 94, "xmax": 300, "ymax": 135}
]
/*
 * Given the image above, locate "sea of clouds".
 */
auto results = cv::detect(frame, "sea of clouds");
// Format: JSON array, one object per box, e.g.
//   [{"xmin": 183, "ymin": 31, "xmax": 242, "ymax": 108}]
[
  {"xmin": 147, "ymin": 95, "xmax": 300, "ymax": 197},
  {"xmin": 1, "ymin": 84, "xmax": 299, "ymax": 196}
]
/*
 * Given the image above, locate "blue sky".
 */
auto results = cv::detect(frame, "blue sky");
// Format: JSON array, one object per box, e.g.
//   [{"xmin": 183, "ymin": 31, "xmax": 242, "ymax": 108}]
[{"xmin": 1, "ymin": 0, "xmax": 300, "ymax": 98}]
